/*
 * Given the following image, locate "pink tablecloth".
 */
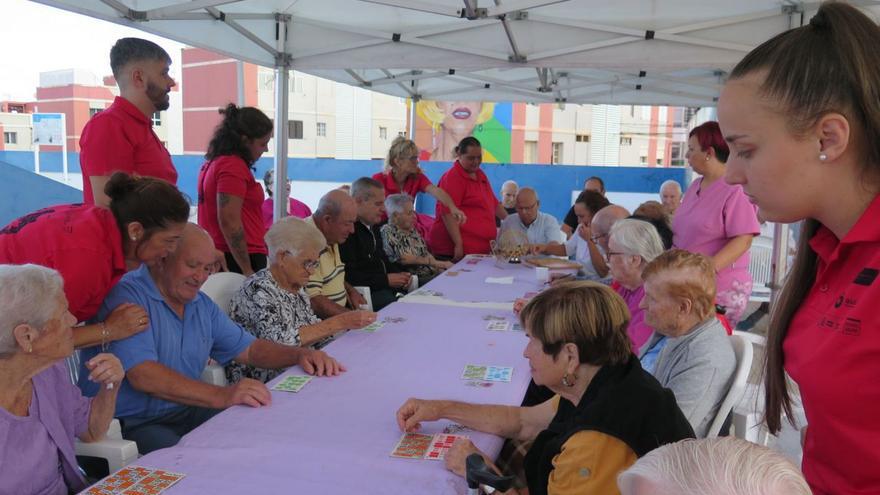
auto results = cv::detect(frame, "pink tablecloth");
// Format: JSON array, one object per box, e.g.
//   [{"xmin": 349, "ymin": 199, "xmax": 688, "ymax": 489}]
[{"xmin": 133, "ymin": 302, "xmax": 529, "ymax": 494}]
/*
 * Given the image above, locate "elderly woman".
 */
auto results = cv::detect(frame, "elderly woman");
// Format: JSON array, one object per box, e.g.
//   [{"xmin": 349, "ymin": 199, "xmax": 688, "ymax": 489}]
[
  {"xmin": 372, "ymin": 136, "xmax": 466, "ymax": 239},
  {"xmin": 618, "ymin": 437, "xmax": 810, "ymax": 494},
  {"xmin": 638, "ymin": 249, "xmax": 736, "ymax": 437},
  {"xmin": 381, "ymin": 194, "xmax": 453, "ymax": 285},
  {"xmin": 0, "ymin": 264, "xmax": 123, "ymax": 495},
  {"xmin": 606, "ymin": 219, "xmax": 665, "ymax": 351},
  {"xmin": 226, "ymin": 217, "xmax": 377, "ymax": 383},
  {"xmin": 532, "ymin": 190, "xmax": 611, "ymax": 279},
  {"xmin": 397, "ymin": 282, "xmax": 694, "ymax": 495}
]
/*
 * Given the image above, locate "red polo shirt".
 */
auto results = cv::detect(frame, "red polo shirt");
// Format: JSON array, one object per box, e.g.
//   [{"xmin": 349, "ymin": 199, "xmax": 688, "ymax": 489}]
[
  {"xmin": 784, "ymin": 194, "xmax": 880, "ymax": 494},
  {"xmin": 372, "ymin": 170, "xmax": 432, "ymax": 198},
  {"xmin": 197, "ymin": 155, "xmax": 267, "ymax": 254},
  {"xmin": 79, "ymin": 96, "xmax": 178, "ymax": 204},
  {"xmin": 428, "ymin": 161, "xmax": 499, "ymax": 256},
  {"xmin": 0, "ymin": 204, "xmax": 127, "ymax": 322}
]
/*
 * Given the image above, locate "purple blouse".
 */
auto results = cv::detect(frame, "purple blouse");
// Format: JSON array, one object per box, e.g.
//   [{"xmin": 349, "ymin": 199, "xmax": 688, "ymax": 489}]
[{"xmin": 0, "ymin": 361, "xmax": 90, "ymax": 494}]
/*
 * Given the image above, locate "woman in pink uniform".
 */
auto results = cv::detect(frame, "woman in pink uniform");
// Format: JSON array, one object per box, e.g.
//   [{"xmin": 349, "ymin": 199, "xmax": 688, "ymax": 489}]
[
  {"xmin": 672, "ymin": 121, "xmax": 760, "ymax": 325},
  {"xmin": 719, "ymin": 4, "xmax": 880, "ymax": 493}
]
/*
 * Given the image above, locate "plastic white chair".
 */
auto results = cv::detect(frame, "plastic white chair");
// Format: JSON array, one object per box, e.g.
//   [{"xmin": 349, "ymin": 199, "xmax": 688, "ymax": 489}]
[
  {"xmin": 200, "ymin": 272, "xmax": 247, "ymax": 314},
  {"xmin": 353, "ymin": 286, "xmax": 374, "ymax": 311},
  {"xmin": 706, "ymin": 333, "xmax": 753, "ymax": 438},
  {"xmin": 66, "ymin": 352, "xmax": 139, "ymax": 472}
]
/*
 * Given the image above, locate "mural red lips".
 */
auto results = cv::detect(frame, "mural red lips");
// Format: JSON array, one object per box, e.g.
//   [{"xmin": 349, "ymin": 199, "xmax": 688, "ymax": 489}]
[{"xmin": 452, "ymin": 107, "xmax": 472, "ymax": 119}]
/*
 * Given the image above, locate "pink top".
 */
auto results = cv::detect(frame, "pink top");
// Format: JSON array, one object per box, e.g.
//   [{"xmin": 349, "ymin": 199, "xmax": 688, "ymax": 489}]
[
  {"xmin": 615, "ymin": 284, "xmax": 652, "ymax": 350},
  {"xmin": 262, "ymin": 197, "xmax": 313, "ymax": 229},
  {"xmin": 672, "ymin": 177, "xmax": 760, "ymax": 323}
]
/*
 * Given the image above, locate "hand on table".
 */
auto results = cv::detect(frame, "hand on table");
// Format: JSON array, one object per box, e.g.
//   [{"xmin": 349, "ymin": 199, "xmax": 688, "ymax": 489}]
[
  {"xmin": 225, "ymin": 378, "xmax": 271, "ymax": 408},
  {"xmin": 86, "ymin": 353, "xmax": 124, "ymax": 390},
  {"xmin": 388, "ymin": 272, "xmax": 412, "ymax": 289},
  {"xmin": 333, "ymin": 310, "xmax": 377, "ymax": 330},
  {"xmin": 433, "ymin": 259, "xmax": 454, "ymax": 270},
  {"xmin": 513, "ymin": 298, "xmax": 530, "ymax": 315},
  {"xmin": 300, "ymin": 348, "xmax": 346, "ymax": 376},
  {"xmin": 445, "ymin": 438, "xmax": 484, "ymax": 478},
  {"xmin": 396, "ymin": 398, "xmax": 444, "ymax": 432},
  {"xmin": 453, "ymin": 244, "xmax": 464, "ymax": 262},
  {"xmin": 347, "ymin": 288, "xmax": 368, "ymax": 308},
  {"xmin": 530, "ymin": 244, "xmax": 547, "ymax": 255},
  {"xmin": 105, "ymin": 303, "xmax": 150, "ymax": 341}
]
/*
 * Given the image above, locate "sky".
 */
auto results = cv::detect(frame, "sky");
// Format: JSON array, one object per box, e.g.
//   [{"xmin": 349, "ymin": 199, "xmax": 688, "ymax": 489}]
[{"xmin": 0, "ymin": 0, "xmax": 186, "ymax": 101}]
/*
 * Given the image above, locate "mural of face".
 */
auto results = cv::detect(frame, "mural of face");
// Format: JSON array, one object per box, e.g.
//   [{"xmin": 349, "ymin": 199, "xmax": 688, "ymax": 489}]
[{"xmin": 439, "ymin": 101, "xmax": 482, "ymax": 135}]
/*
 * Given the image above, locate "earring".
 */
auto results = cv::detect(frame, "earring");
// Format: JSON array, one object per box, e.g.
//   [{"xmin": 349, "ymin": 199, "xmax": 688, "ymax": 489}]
[
  {"xmin": 131, "ymin": 236, "xmax": 138, "ymax": 241},
  {"xmin": 561, "ymin": 373, "xmax": 576, "ymax": 387},
  {"xmin": 819, "ymin": 153, "xmax": 828, "ymax": 161},
  {"xmin": 27, "ymin": 345, "xmax": 32, "ymax": 353}
]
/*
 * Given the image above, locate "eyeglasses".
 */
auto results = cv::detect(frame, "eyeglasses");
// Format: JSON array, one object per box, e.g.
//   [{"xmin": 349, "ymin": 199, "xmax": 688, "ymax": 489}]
[
  {"xmin": 284, "ymin": 251, "xmax": 320, "ymax": 272},
  {"xmin": 406, "ymin": 155, "xmax": 419, "ymax": 162},
  {"xmin": 604, "ymin": 251, "xmax": 627, "ymax": 261}
]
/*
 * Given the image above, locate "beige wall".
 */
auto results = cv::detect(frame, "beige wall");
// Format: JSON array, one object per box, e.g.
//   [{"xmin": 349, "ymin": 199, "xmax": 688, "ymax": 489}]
[{"xmin": 0, "ymin": 113, "xmax": 33, "ymax": 151}]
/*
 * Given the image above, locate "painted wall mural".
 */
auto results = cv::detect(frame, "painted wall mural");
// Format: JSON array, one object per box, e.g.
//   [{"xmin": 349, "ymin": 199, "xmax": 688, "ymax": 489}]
[{"xmin": 415, "ymin": 100, "xmax": 512, "ymax": 163}]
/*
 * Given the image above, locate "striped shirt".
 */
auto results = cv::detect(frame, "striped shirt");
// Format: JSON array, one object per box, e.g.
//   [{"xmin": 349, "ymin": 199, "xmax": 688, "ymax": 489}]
[{"xmin": 305, "ymin": 217, "xmax": 348, "ymax": 307}]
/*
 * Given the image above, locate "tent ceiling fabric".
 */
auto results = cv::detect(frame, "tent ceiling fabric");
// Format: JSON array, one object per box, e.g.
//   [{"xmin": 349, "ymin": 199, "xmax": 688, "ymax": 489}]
[{"xmin": 31, "ymin": 1, "xmax": 864, "ymax": 105}]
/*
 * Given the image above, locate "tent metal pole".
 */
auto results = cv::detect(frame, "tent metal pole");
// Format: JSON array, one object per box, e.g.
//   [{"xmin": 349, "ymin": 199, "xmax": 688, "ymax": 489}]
[
  {"xmin": 409, "ymin": 96, "xmax": 419, "ymax": 140},
  {"xmin": 272, "ymin": 14, "xmax": 292, "ymax": 224}
]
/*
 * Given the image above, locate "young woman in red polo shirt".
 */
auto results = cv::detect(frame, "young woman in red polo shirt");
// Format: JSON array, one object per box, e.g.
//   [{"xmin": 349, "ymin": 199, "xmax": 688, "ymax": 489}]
[
  {"xmin": 719, "ymin": 3, "xmax": 880, "ymax": 493},
  {"xmin": 197, "ymin": 104, "xmax": 273, "ymax": 276},
  {"xmin": 0, "ymin": 173, "xmax": 190, "ymax": 348}
]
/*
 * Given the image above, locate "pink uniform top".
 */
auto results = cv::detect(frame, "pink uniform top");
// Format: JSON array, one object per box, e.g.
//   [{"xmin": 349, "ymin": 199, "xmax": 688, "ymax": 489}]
[
  {"xmin": 615, "ymin": 284, "xmax": 652, "ymax": 350},
  {"xmin": 262, "ymin": 197, "xmax": 313, "ymax": 229},
  {"xmin": 672, "ymin": 177, "xmax": 760, "ymax": 324},
  {"xmin": 79, "ymin": 96, "xmax": 178, "ymax": 204},
  {"xmin": 784, "ymin": 194, "xmax": 880, "ymax": 494},
  {"xmin": 0, "ymin": 204, "xmax": 126, "ymax": 322}
]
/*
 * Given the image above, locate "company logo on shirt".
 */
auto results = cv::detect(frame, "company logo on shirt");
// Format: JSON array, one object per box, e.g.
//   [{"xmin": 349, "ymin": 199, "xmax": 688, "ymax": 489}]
[{"xmin": 853, "ymin": 268, "xmax": 879, "ymax": 286}]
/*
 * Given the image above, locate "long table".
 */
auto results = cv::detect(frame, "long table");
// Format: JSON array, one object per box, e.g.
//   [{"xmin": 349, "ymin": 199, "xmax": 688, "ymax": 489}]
[{"xmin": 129, "ymin": 256, "xmax": 544, "ymax": 494}]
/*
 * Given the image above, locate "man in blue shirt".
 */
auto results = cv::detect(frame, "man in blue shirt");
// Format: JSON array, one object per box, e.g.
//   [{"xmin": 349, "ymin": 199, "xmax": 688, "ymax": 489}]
[
  {"xmin": 79, "ymin": 224, "xmax": 344, "ymax": 453},
  {"xmin": 498, "ymin": 188, "xmax": 562, "ymax": 245}
]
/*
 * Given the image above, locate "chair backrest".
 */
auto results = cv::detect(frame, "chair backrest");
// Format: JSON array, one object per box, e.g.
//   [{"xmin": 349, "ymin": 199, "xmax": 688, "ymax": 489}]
[
  {"xmin": 201, "ymin": 272, "xmax": 247, "ymax": 315},
  {"xmin": 706, "ymin": 333, "xmax": 754, "ymax": 438},
  {"xmin": 748, "ymin": 242, "xmax": 773, "ymax": 289}
]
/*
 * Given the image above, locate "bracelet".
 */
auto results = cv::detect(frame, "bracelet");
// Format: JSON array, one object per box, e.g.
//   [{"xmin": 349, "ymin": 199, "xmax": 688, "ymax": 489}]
[{"xmin": 99, "ymin": 322, "xmax": 111, "ymax": 352}]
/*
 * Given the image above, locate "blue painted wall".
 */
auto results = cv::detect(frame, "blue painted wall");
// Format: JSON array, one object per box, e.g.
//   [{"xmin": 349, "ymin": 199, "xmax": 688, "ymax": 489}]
[
  {"xmin": 0, "ymin": 150, "xmax": 686, "ymax": 223},
  {"xmin": 0, "ymin": 160, "xmax": 83, "ymax": 226}
]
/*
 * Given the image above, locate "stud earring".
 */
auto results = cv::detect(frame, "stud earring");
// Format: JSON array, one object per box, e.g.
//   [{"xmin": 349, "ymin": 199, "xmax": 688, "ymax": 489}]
[
  {"xmin": 819, "ymin": 153, "xmax": 828, "ymax": 161},
  {"xmin": 561, "ymin": 373, "xmax": 576, "ymax": 387}
]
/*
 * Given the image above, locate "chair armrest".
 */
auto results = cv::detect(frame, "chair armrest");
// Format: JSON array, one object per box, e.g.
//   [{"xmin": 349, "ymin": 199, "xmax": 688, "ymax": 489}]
[{"xmin": 75, "ymin": 437, "xmax": 139, "ymax": 473}]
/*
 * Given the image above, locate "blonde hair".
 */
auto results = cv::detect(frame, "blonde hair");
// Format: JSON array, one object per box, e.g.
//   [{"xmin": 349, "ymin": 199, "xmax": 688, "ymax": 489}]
[
  {"xmin": 416, "ymin": 100, "xmax": 495, "ymax": 131},
  {"xmin": 519, "ymin": 281, "xmax": 632, "ymax": 365},
  {"xmin": 384, "ymin": 136, "xmax": 419, "ymax": 172},
  {"xmin": 265, "ymin": 217, "xmax": 327, "ymax": 263},
  {"xmin": 642, "ymin": 249, "xmax": 716, "ymax": 320},
  {"xmin": 618, "ymin": 437, "xmax": 811, "ymax": 495}
]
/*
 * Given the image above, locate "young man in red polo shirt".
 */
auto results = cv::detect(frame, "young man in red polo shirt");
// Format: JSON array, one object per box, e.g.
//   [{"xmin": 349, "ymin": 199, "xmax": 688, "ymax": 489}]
[{"xmin": 80, "ymin": 38, "xmax": 178, "ymax": 207}]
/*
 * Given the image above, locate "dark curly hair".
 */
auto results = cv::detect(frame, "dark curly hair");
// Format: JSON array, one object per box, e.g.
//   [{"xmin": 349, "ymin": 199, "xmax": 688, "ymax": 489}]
[
  {"xmin": 205, "ymin": 104, "xmax": 273, "ymax": 165},
  {"xmin": 105, "ymin": 172, "xmax": 190, "ymax": 241}
]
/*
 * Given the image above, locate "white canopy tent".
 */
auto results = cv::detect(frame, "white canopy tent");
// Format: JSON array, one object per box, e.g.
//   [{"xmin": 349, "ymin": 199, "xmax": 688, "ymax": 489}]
[{"xmin": 32, "ymin": 0, "xmax": 859, "ymax": 301}]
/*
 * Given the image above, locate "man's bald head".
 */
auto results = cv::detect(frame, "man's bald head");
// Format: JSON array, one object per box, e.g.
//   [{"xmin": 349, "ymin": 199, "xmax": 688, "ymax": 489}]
[
  {"xmin": 313, "ymin": 189, "xmax": 358, "ymax": 244},
  {"xmin": 591, "ymin": 205, "xmax": 630, "ymax": 252},
  {"xmin": 167, "ymin": 223, "xmax": 214, "ymax": 264},
  {"xmin": 156, "ymin": 223, "xmax": 218, "ymax": 306},
  {"xmin": 514, "ymin": 187, "xmax": 541, "ymax": 226}
]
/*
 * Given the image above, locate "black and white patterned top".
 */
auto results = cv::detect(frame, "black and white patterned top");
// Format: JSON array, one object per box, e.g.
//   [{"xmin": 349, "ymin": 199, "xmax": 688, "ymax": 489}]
[
  {"xmin": 226, "ymin": 268, "xmax": 320, "ymax": 384},
  {"xmin": 380, "ymin": 223, "xmax": 437, "ymax": 280}
]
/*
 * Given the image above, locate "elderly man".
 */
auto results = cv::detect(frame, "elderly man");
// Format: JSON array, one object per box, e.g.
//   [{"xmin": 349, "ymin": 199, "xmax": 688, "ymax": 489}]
[
  {"xmin": 80, "ymin": 38, "xmax": 178, "ymax": 207},
  {"xmin": 340, "ymin": 177, "xmax": 411, "ymax": 310},
  {"xmin": 498, "ymin": 187, "xmax": 561, "ymax": 245},
  {"xmin": 500, "ymin": 180, "xmax": 518, "ymax": 214},
  {"xmin": 78, "ymin": 224, "xmax": 343, "ymax": 454},
  {"xmin": 659, "ymin": 180, "xmax": 682, "ymax": 216},
  {"xmin": 639, "ymin": 249, "xmax": 736, "ymax": 437},
  {"xmin": 306, "ymin": 189, "xmax": 367, "ymax": 318}
]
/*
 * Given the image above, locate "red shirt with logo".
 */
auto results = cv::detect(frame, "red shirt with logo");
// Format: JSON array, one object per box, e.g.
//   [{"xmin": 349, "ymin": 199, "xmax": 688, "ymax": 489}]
[
  {"xmin": 0, "ymin": 204, "xmax": 127, "ymax": 322},
  {"xmin": 428, "ymin": 161, "xmax": 499, "ymax": 256},
  {"xmin": 372, "ymin": 170, "xmax": 432, "ymax": 198},
  {"xmin": 784, "ymin": 194, "xmax": 880, "ymax": 494},
  {"xmin": 197, "ymin": 155, "xmax": 267, "ymax": 254},
  {"xmin": 79, "ymin": 96, "xmax": 178, "ymax": 204}
]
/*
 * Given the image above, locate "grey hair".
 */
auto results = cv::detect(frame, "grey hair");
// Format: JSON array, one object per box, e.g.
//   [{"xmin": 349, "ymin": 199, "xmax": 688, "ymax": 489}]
[
  {"xmin": 609, "ymin": 218, "xmax": 664, "ymax": 264},
  {"xmin": 350, "ymin": 177, "xmax": 384, "ymax": 201},
  {"xmin": 660, "ymin": 179, "xmax": 682, "ymax": 194},
  {"xmin": 0, "ymin": 264, "xmax": 65, "ymax": 356},
  {"xmin": 501, "ymin": 180, "xmax": 518, "ymax": 192},
  {"xmin": 385, "ymin": 193, "xmax": 414, "ymax": 221},
  {"xmin": 265, "ymin": 217, "xmax": 328, "ymax": 263},
  {"xmin": 315, "ymin": 192, "xmax": 342, "ymax": 218},
  {"xmin": 617, "ymin": 437, "xmax": 811, "ymax": 495}
]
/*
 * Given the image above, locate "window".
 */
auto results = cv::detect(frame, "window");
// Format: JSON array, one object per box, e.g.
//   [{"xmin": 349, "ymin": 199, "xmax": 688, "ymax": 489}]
[
  {"xmin": 575, "ymin": 134, "xmax": 590, "ymax": 143},
  {"xmin": 656, "ymin": 158, "xmax": 663, "ymax": 166},
  {"xmin": 288, "ymin": 120, "xmax": 304, "ymax": 140},
  {"xmin": 639, "ymin": 155, "xmax": 647, "ymax": 165},
  {"xmin": 316, "ymin": 122, "xmax": 327, "ymax": 137},
  {"xmin": 552, "ymin": 142, "xmax": 563, "ymax": 164},
  {"xmin": 89, "ymin": 108, "xmax": 102, "ymax": 118},
  {"xmin": 8, "ymin": 104, "xmax": 24, "ymax": 113},
  {"xmin": 259, "ymin": 73, "xmax": 275, "ymax": 90},
  {"xmin": 398, "ymin": 131, "xmax": 406, "ymax": 137},
  {"xmin": 379, "ymin": 126, "xmax": 387, "ymax": 140},
  {"xmin": 3, "ymin": 132, "xmax": 17, "ymax": 145},
  {"xmin": 620, "ymin": 137, "xmax": 632, "ymax": 146},
  {"xmin": 524, "ymin": 140, "xmax": 538, "ymax": 163},
  {"xmin": 152, "ymin": 112, "xmax": 162, "ymax": 126}
]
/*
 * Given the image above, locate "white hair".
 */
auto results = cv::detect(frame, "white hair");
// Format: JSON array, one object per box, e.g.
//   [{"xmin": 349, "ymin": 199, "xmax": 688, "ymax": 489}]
[
  {"xmin": 609, "ymin": 218, "xmax": 664, "ymax": 264},
  {"xmin": 501, "ymin": 180, "xmax": 518, "ymax": 192},
  {"xmin": 660, "ymin": 180, "xmax": 682, "ymax": 194},
  {"xmin": 264, "ymin": 217, "xmax": 327, "ymax": 263},
  {"xmin": 384, "ymin": 193, "xmax": 414, "ymax": 221},
  {"xmin": 0, "ymin": 264, "xmax": 65, "ymax": 356},
  {"xmin": 618, "ymin": 437, "xmax": 811, "ymax": 495}
]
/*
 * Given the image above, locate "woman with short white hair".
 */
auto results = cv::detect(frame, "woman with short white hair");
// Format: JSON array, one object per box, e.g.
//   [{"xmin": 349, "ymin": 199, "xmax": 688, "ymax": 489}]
[
  {"xmin": 226, "ymin": 217, "xmax": 376, "ymax": 383},
  {"xmin": 618, "ymin": 437, "xmax": 810, "ymax": 495},
  {"xmin": 0, "ymin": 264, "xmax": 123, "ymax": 495},
  {"xmin": 605, "ymin": 218, "xmax": 664, "ymax": 350},
  {"xmin": 380, "ymin": 194, "xmax": 453, "ymax": 285}
]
